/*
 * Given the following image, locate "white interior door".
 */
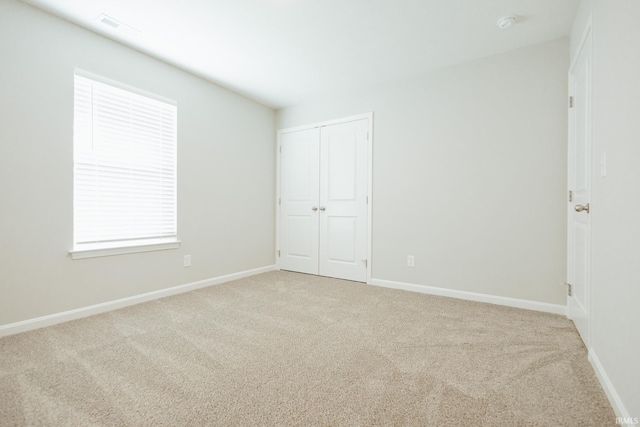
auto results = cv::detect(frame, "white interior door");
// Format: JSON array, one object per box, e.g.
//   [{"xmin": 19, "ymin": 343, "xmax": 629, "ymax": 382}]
[
  {"xmin": 279, "ymin": 128, "xmax": 320, "ymax": 275},
  {"xmin": 278, "ymin": 115, "xmax": 371, "ymax": 283},
  {"xmin": 567, "ymin": 28, "xmax": 592, "ymax": 347},
  {"xmin": 319, "ymin": 119, "xmax": 368, "ymax": 282}
]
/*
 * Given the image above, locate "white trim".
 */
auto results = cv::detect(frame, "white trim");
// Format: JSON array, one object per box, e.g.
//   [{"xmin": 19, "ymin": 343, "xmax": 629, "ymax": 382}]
[
  {"xmin": 74, "ymin": 68, "xmax": 177, "ymax": 106},
  {"xmin": 589, "ymin": 349, "xmax": 633, "ymax": 423},
  {"xmin": 569, "ymin": 14, "xmax": 593, "ymax": 72},
  {"xmin": 369, "ymin": 278, "xmax": 567, "ymax": 315},
  {"xmin": 70, "ymin": 239, "xmax": 181, "ymax": 259},
  {"xmin": 0, "ymin": 265, "xmax": 276, "ymax": 338},
  {"xmin": 276, "ymin": 112, "xmax": 374, "ymax": 282},
  {"xmin": 365, "ymin": 113, "xmax": 374, "ymax": 284},
  {"xmin": 275, "ymin": 131, "xmax": 282, "ymax": 267},
  {"xmin": 278, "ymin": 112, "xmax": 373, "ymax": 135}
]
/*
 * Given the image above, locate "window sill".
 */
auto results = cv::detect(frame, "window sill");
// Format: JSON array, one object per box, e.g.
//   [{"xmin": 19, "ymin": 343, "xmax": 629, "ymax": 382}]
[{"xmin": 70, "ymin": 239, "xmax": 181, "ymax": 260}]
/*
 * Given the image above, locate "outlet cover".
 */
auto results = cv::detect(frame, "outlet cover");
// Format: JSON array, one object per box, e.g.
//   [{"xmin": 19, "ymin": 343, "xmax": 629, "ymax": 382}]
[
  {"xmin": 184, "ymin": 255, "xmax": 191, "ymax": 267},
  {"xmin": 407, "ymin": 255, "xmax": 415, "ymax": 267}
]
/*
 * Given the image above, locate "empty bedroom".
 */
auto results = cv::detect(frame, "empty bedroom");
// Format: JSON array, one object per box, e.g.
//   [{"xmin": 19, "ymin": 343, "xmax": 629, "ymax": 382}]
[{"xmin": 0, "ymin": 0, "xmax": 638, "ymax": 425}]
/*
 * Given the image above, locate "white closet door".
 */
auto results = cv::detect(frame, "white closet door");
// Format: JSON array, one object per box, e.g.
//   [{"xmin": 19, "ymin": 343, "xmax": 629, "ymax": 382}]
[
  {"xmin": 319, "ymin": 119, "xmax": 368, "ymax": 282},
  {"xmin": 567, "ymin": 28, "xmax": 592, "ymax": 347},
  {"xmin": 279, "ymin": 128, "xmax": 320, "ymax": 275}
]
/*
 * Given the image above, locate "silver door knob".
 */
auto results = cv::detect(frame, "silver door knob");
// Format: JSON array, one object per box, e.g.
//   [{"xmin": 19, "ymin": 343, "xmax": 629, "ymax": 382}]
[
  {"xmin": 319, "ymin": 206, "xmax": 326, "ymax": 211},
  {"xmin": 575, "ymin": 203, "xmax": 590, "ymax": 213},
  {"xmin": 311, "ymin": 206, "xmax": 318, "ymax": 211}
]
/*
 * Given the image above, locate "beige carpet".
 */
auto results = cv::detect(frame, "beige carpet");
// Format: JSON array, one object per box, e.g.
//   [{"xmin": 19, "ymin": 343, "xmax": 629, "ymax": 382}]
[{"xmin": 0, "ymin": 271, "xmax": 614, "ymax": 426}]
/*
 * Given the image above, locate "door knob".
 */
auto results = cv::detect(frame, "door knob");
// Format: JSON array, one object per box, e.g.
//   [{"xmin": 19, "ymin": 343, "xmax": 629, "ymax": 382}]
[
  {"xmin": 311, "ymin": 206, "xmax": 318, "ymax": 211},
  {"xmin": 319, "ymin": 206, "xmax": 326, "ymax": 211},
  {"xmin": 575, "ymin": 203, "xmax": 590, "ymax": 213}
]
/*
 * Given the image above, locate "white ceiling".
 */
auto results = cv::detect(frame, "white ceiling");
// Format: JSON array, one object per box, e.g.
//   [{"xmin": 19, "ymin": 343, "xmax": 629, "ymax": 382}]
[{"xmin": 22, "ymin": 0, "xmax": 581, "ymax": 109}]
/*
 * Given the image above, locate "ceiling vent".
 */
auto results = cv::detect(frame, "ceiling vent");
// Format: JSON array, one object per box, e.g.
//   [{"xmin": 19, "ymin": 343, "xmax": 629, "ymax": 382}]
[
  {"xmin": 96, "ymin": 14, "xmax": 141, "ymax": 37},
  {"xmin": 497, "ymin": 16, "xmax": 517, "ymax": 30}
]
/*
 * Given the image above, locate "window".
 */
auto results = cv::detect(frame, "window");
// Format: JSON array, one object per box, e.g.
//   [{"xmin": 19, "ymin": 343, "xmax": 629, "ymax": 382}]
[{"xmin": 71, "ymin": 71, "xmax": 178, "ymax": 259}]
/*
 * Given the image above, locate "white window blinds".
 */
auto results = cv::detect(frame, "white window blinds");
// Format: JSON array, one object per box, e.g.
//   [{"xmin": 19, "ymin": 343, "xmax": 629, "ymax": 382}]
[{"xmin": 73, "ymin": 72, "xmax": 177, "ymax": 251}]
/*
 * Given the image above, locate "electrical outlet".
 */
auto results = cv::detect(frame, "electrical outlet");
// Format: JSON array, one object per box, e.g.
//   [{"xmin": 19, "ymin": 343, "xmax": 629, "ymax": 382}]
[
  {"xmin": 184, "ymin": 255, "xmax": 191, "ymax": 267},
  {"xmin": 407, "ymin": 255, "xmax": 415, "ymax": 267}
]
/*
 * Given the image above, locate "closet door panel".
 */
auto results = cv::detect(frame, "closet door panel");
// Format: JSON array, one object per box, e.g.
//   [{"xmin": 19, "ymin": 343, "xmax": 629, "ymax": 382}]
[
  {"xmin": 319, "ymin": 119, "xmax": 368, "ymax": 282},
  {"xmin": 279, "ymin": 128, "xmax": 320, "ymax": 275}
]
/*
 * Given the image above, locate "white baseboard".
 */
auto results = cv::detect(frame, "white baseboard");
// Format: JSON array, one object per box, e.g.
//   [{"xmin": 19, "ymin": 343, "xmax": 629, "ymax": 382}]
[
  {"xmin": 0, "ymin": 265, "xmax": 277, "ymax": 338},
  {"xmin": 369, "ymin": 278, "xmax": 567, "ymax": 316},
  {"xmin": 589, "ymin": 349, "xmax": 634, "ymax": 424}
]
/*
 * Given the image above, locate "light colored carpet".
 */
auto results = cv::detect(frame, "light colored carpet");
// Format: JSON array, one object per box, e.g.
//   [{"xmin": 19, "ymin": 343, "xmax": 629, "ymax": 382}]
[{"xmin": 0, "ymin": 271, "xmax": 614, "ymax": 426}]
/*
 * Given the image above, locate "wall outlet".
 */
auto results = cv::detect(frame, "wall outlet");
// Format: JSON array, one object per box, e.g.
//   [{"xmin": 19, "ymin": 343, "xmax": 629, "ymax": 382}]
[
  {"xmin": 407, "ymin": 255, "xmax": 415, "ymax": 267},
  {"xmin": 184, "ymin": 254, "xmax": 191, "ymax": 267}
]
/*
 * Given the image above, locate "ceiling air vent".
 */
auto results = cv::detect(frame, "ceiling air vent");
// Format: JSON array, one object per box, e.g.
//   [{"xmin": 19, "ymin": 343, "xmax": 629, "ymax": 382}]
[{"xmin": 96, "ymin": 14, "xmax": 141, "ymax": 37}]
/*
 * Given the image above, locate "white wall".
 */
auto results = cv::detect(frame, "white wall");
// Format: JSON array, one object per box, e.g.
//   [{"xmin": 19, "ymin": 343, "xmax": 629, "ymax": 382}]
[
  {"xmin": 0, "ymin": 0, "xmax": 275, "ymax": 326},
  {"xmin": 278, "ymin": 39, "xmax": 569, "ymax": 306},
  {"xmin": 571, "ymin": 0, "xmax": 640, "ymax": 420}
]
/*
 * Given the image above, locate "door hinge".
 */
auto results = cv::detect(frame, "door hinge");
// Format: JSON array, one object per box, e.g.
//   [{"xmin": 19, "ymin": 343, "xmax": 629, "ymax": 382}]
[
  {"xmin": 278, "ymin": 198, "xmax": 281, "ymax": 206},
  {"xmin": 362, "ymin": 259, "xmax": 368, "ymax": 268},
  {"xmin": 366, "ymin": 196, "xmax": 368, "ymax": 204},
  {"xmin": 279, "ymin": 146, "xmax": 282, "ymax": 154},
  {"xmin": 563, "ymin": 282, "xmax": 572, "ymax": 296},
  {"xmin": 569, "ymin": 96, "xmax": 574, "ymax": 108},
  {"xmin": 277, "ymin": 250, "xmax": 281, "ymax": 257},
  {"xmin": 569, "ymin": 190, "xmax": 573, "ymax": 202}
]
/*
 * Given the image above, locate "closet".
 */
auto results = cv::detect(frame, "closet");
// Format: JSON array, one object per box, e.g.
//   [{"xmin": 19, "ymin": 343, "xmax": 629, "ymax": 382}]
[{"xmin": 277, "ymin": 114, "xmax": 371, "ymax": 282}]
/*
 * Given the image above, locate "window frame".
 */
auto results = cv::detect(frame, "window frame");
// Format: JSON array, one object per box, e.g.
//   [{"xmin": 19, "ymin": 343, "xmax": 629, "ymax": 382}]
[{"xmin": 70, "ymin": 70, "xmax": 180, "ymax": 260}]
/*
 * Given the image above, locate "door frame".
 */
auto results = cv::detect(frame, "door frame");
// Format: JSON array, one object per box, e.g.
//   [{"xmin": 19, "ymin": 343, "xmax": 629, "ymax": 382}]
[
  {"xmin": 567, "ymin": 15, "xmax": 592, "ymax": 347},
  {"xmin": 276, "ymin": 112, "xmax": 374, "ymax": 283}
]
